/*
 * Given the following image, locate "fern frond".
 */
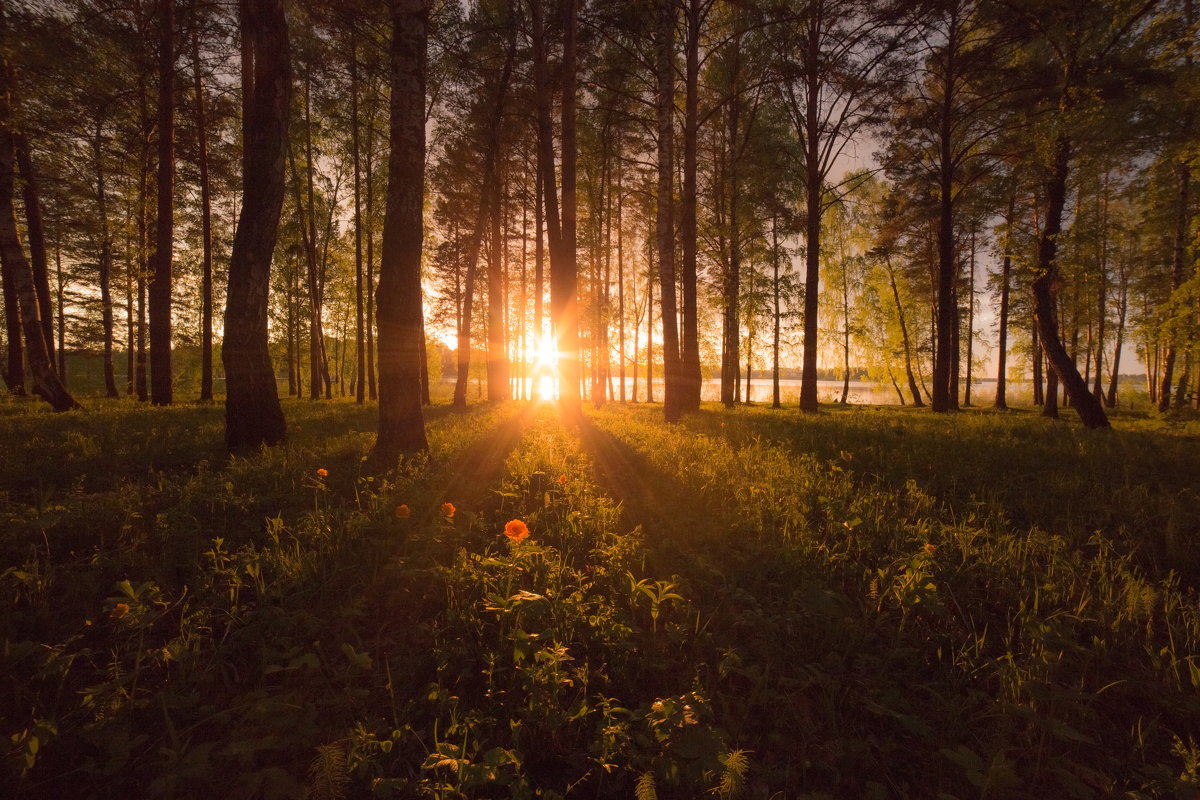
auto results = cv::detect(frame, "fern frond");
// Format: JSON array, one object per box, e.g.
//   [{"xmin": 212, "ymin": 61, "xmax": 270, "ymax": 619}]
[
  {"xmin": 307, "ymin": 742, "xmax": 350, "ymax": 800},
  {"xmin": 635, "ymin": 770, "xmax": 658, "ymax": 800},
  {"xmin": 716, "ymin": 748, "xmax": 750, "ymax": 799}
]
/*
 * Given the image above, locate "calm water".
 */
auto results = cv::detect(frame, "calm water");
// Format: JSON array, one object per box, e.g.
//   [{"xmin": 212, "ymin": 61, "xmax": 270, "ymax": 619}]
[{"xmin": 511, "ymin": 377, "xmax": 1012, "ymax": 406}]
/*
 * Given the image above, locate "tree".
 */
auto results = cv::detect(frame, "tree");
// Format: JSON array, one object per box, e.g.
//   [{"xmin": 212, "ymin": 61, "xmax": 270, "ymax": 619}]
[
  {"xmin": 149, "ymin": 0, "xmax": 175, "ymax": 405},
  {"xmin": 191, "ymin": 3, "xmax": 215, "ymax": 402},
  {"xmin": 774, "ymin": 0, "xmax": 911, "ymax": 413},
  {"xmin": 372, "ymin": 0, "xmax": 429, "ymax": 461},
  {"xmin": 0, "ymin": 0, "xmax": 76, "ymax": 411},
  {"xmin": 223, "ymin": 0, "xmax": 290, "ymax": 450},
  {"xmin": 656, "ymin": 0, "xmax": 683, "ymax": 422},
  {"xmin": 999, "ymin": 0, "xmax": 1159, "ymax": 429}
]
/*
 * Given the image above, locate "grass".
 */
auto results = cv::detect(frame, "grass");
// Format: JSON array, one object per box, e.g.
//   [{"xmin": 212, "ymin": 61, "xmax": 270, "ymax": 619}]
[{"xmin": 1, "ymin": 396, "xmax": 1198, "ymax": 799}]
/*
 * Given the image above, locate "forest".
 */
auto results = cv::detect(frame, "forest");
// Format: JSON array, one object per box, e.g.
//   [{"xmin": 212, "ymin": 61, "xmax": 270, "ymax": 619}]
[{"xmin": 1, "ymin": 0, "xmax": 1198, "ymax": 797}]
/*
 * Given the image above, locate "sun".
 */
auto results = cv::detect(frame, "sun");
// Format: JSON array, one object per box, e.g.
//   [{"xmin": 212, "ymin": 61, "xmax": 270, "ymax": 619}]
[{"xmin": 530, "ymin": 333, "xmax": 560, "ymax": 401}]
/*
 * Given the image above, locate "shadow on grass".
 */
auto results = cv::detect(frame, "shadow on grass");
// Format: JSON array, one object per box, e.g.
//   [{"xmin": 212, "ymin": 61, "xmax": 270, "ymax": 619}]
[{"xmin": 685, "ymin": 403, "xmax": 1200, "ymax": 580}]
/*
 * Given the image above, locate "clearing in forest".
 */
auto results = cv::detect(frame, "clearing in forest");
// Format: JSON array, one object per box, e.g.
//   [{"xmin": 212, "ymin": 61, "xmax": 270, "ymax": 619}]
[{"xmin": 1, "ymin": 400, "xmax": 1198, "ymax": 799}]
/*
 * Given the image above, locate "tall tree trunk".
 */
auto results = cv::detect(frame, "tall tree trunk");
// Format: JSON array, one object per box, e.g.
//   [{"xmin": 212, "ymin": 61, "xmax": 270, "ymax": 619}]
[
  {"xmin": 772, "ymin": 213, "xmax": 781, "ymax": 409},
  {"xmin": 420, "ymin": 315, "xmax": 431, "ymax": 405},
  {"xmin": 721, "ymin": 80, "xmax": 741, "ymax": 409},
  {"xmin": 453, "ymin": 39, "xmax": 513, "ymax": 407},
  {"xmin": 372, "ymin": 0, "xmax": 429, "ymax": 460},
  {"xmin": 1106, "ymin": 247, "xmax": 1129, "ymax": 408},
  {"xmin": 223, "ymin": 0, "xmax": 289, "ymax": 450},
  {"xmin": 192, "ymin": 16, "xmax": 214, "ymax": 402},
  {"xmin": 1, "ymin": 200, "xmax": 21, "ymax": 394},
  {"xmin": 840, "ymin": 239, "xmax": 850, "ymax": 404},
  {"xmin": 149, "ymin": 0, "xmax": 175, "ymax": 405},
  {"xmin": 656, "ymin": 0, "xmax": 681, "ymax": 422},
  {"xmin": 135, "ymin": 74, "xmax": 150, "ymax": 402},
  {"xmin": 365, "ymin": 77, "xmax": 377, "ymax": 401},
  {"xmin": 124, "ymin": 215, "xmax": 133, "ymax": 393},
  {"xmin": 297, "ymin": 75, "xmax": 330, "ymax": 400},
  {"xmin": 799, "ymin": 55, "xmax": 821, "ymax": 413},
  {"xmin": 995, "ymin": 194, "xmax": 1013, "ymax": 409},
  {"xmin": 534, "ymin": 140, "xmax": 544, "ymax": 344},
  {"xmin": 1158, "ymin": 160, "xmax": 1190, "ymax": 412},
  {"xmin": 55, "ymin": 241, "xmax": 66, "ymax": 382},
  {"xmin": 487, "ymin": 151, "xmax": 509, "ymax": 401},
  {"xmin": 93, "ymin": 122, "xmax": 118, "ymax": 397},
  {"xmin": 1031, "ymin": 320, "xmax": 1042, "ymax": 404},
  {"xmin": 679, "ymin": 0, "xmax": 701, "ymax": 411},
  {"xmin": 1032, "ymin": 133, "xmax": 1109, "ymax": 428},
  {"xmin": 932, "ymin": 32, "xmax": 958, "ymax": 413},
  {"xmin": 13, "ymin": 134, "xmax": 52, "ymax": 369},
  {"xmin": 554, "ymin": 0, "xmax": 581, "ymax": 414},
  {"xmin": 0, "ymin": 19, "xmax": 76, "ymax": 410},
  {"xmin": 646, "ymin": 236, "xmax": 654, "ymax": 403},
  {"xmin": 1043, "ymin": 352, "xmax": 1059, "ymax": 418},
  {"xmin": 965, "ymin": 226, "xmax": 975, "ymax": 406},
  {"xmin": 1092, "ymin": 171, "xmax": 1109, "ymax": 402},
  {"xmin": 617, "ymin": 152, "xmax": 626, "ymax": 403},
  {"xmin": 351, "ymin": 34, "xmax": 365, "ymax": 404},
  {"xmin": 950, "ymin": 276, "xmax": 961, "ymax": 410},
  {"xmin": 886, "ymin": 257, "xmax": 923, "ymax": 406}
]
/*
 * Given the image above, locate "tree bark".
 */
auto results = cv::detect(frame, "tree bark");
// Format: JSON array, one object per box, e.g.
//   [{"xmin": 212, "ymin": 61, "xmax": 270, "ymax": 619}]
[
  {"xmin": 13, "ymin": 134, "xmax": 52, "ymax": 369},
  {"xmin": 771, "ymin": 213, "xmax": 781, "ymax": 409},
  {"xmin": 886, "ymin": 257, "xmax": 922, "ymax": 407},
  {"xmin": 799, "ymin": 47, "xmax": 821, "ymax": 413},
  {"xmin": 964, "ymin": 227, "xmax": 975, "ymax": 406},
  {"xmin": 453, "ymin": 37, "xmax": 513, "ymax": 407},
  {"xmin": 192, "ymin": 16, "xmax": 214, "ymax": 402},
  {"xmin": 721, "ymin": 71, "xmax": 741, "ymax": 409},
  {"xmin": 994, "ymin": 251, "xmax": 1011, "ymax": 410},
  {"xmin": 1105, "ymin": 247, "xmax": 1128, "ymax": 408},
  {"xmin": 365, "ymin": 76, "xmax": 377, "ymax": 401},
  {"xmin": 149, "ymin": 0, "xmax": 175, "ymax": 405},
  {"xmin": 617, "ymin": 152, "xmax": 626, "ymax": 403},
  {"xmin": 1158, "ymin": 161, "xmax": 1190, "ymax": 412},
  {"xmin": 554, "ymin": 0, "xmax": 581, "ymax": 414},
  {"xmin": 372, "ymin": 0, "xmax": 429, "ymax": 461},
  {"xmin": 351, "ymin": 33, "xmax": 365, "ymax": 404},
  {"xmin": 1, "ymin": 199, "xmax": 21, "ymax": 393},
  {"xmin": 679, "ymin": 0, "xmax": 702, "ymax": 411},
  {"xmin": 1092, "ymin": 171, "xmax": 1109, "ymax": 402},
  {"xmin": 93, "ymin": 123, "xmax": 118, "ymax": 397},
  {"xmin": 656, "ymin": 0, "xmax": 682, "ymax": 422},
  {"xmin": 1033, "ymin": 133, "xmax": 1108, "ymax": 428},
  {"xmin": 0, "ymin": 28, "xmax": 76, "ymax": 410},
  {"xmin": 223, "ymin": 0, "xmax": 289, "ymax": 450}
]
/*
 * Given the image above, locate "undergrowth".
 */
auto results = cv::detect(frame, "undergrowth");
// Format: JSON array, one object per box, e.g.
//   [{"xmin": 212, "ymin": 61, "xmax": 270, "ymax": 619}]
[{"xmin": 1, "ymin": 398, "xmax": 1197, "ymax": 799}]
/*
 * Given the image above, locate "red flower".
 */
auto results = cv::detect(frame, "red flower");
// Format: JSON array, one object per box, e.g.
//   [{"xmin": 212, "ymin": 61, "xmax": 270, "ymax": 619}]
[{"xmin": 504, "ymin": 519, "xmax": 529, "ymax": 542}]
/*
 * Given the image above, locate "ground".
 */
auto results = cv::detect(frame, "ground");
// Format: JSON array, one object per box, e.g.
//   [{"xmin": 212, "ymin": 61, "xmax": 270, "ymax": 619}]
[{"xmin": 1, "ymin": 397, "xmax": 1198, "ymax": 799}]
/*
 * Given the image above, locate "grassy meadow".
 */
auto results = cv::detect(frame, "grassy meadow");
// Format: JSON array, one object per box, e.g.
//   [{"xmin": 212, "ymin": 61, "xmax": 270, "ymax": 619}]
[{"xmin": 1, "ymin": 396, "xmax": 1198, "ymax": 799}]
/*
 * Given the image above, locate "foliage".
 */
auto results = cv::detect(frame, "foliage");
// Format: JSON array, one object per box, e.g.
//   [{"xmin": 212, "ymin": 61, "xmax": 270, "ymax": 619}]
[{"xmin": 1, "ymin": 398, "xmax": 1198, "ymax": 797}]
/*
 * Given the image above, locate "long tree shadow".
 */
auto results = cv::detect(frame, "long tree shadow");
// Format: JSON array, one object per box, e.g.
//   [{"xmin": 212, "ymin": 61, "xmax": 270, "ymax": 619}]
[
  {"xmin": 678, "ymin": 403, "xmax": 1200, "ymax": 579},
  {"xmin": 575, "ymin": 414, "xmax": 739, "ymax": 581}
]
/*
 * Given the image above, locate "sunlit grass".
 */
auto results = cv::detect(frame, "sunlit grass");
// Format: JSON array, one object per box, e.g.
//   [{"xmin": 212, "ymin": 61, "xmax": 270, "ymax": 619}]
[{"xmin": 1, "ymin": 399, "xmax": 1197, "ymax": 797}]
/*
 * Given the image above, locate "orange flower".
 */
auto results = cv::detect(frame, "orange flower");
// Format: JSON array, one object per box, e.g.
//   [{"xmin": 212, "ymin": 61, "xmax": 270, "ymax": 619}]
[
  {"xmin": 441, "ymin": 502, "xmax": 456, "ymax": 518},
  {"xmin": 395, "ymin": 504, "xmax": 411, "ymax": 519},
  {"xmin": 504, "ymin": 519, "xmax": 529, "ymax": 542},
  {"xmin": 110, "ymin": 603, "xmax": 130, "ymax": 620},
  {"xmin": 556, "ymin": 474, "xmax": 568, "ymax": 486},
  {"xmin": 923, "ymin": 543, "xmax": 937, "ymax": 556},
  {"xmin": 316, "ymin": 468, "xmax": 328, "ymax": 477}
]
